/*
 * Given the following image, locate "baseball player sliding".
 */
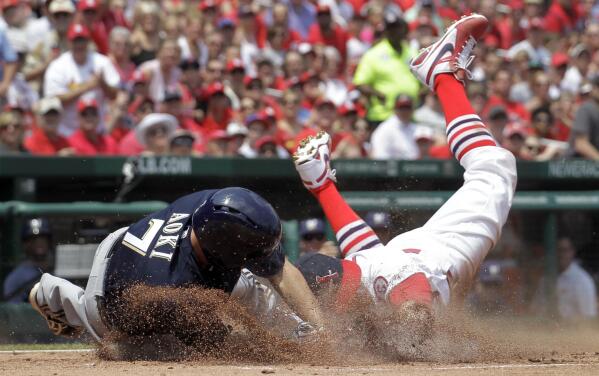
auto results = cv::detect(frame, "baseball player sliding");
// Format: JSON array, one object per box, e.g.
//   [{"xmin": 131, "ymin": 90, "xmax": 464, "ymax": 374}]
[
  {"xmin": 29, "ymin": 187, "xmax": 324, "ymax": 341},
  {"xmin": 293, "ymin": 14, "xmax": 517, "ymax": 331}
]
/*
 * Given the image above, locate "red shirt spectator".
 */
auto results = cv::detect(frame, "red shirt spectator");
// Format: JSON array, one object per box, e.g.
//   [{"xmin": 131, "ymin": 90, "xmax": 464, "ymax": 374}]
[
  {"xmin": 307, "ymin": 6, "xmax": 349, "ymax": 68},
  {"xmin": 77, "ymin": 0, "xmax": 110, "ymax": 54},
  {"xmin": 24, "ymin": 97, "xmax": 72, "ymax": 155},
  {"xmin": 544, "ymin": 0, "xmax": 582, "ymax": 34},
  {"xmin": 201, "ymin": 83, "xmax": 233, "ymax": 135},
  {"xmin": 68, "ymin": 99, "xmax": 118, "ymax": 155}
]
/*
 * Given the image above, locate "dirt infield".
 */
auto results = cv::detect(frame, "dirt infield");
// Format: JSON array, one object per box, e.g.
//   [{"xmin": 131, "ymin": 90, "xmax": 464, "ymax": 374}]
[{"xmin": 2, "ymin": 350, "xmax": 599, "ymax": 376}]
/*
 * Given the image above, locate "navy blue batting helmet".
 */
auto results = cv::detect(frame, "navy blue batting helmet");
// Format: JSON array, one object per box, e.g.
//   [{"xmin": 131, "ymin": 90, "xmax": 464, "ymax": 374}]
[
  {"xmin": 21, "ymin": 218, "xmax": 51, "ymax": 239},
  {"xmin": 192, "ymin": 187, "xmax": 282, "ymax": 268}
]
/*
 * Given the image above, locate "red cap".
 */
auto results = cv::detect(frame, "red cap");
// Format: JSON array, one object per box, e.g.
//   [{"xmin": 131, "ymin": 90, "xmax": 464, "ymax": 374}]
[
  {"xmin": 226, "ymin": 59, "xmax": 245, "ymax": 73},
  {"xmin": 67, "ymin": 23, "xmax": 91, "ymax": 41},
  {"xmin": 207, "ymin": 129, "xmax": 230, "ymax": 141},
  {"xmin": 410, "ymin": 16, "xmax": 438, "ymax": 36},
  {"xmin": 528, "ymin": 17, "xmax": 544, "ymax": 30},
  {"xmin": 388, "ymin": 273, "xmax": 433, "ymax": 308},
  {"xmin": 204, "ymin": 82, "xmax": 225, "ymax": 97},
  {"xmin": 503, "ymin": 122, "xmax": 530, "ymax": 138},
  {"xmin": 255, "ymin": 135, "xmax": 277, "ymax": 150},
  {"xmin": 510, "ymin": 0, "xmax": 524, "ymax": 10},
  {"xmin": 316, "ymin": 4, "xmax": 331, "ymax": 13},
  {"xmin": 338, "ymin": 102, "xmax": 357, "ymax": 116},
  {"xmin": 1, "ymin": 0, "xmax": 20, "ymax": 9},
  {"xmin": 77, "ymin": 97, "xmax": 98, "ymax": 112},
  {"xmin": 244, "ymin": 75, "xmax": 262, "ymax": 87},
  {"xmin": 198, "ymin": 0, "xmax": 218, "ymax": 11},
  {"xmin": 300, "ymin": 71, "xmax": 320, "ymax": 84},
  {"xmin": 77, "ymin": 0, "xmax": 98, "ymax": 11},
  {"xmin": 551, "ymin": 52, "xmax": 569, "ymax": 68},
  {"xmin": 395, "ymin": 94, "xmax": 413, "ymax": 108}
]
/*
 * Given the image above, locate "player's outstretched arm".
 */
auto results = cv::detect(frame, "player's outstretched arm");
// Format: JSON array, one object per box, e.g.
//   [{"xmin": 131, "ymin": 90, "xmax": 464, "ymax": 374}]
[
  {"xmin": 293, "ymin": 132, "xmax": 382, "ymax": 257},
  {"xmin": 267, "ymin": 259, "xmax": 325, "ymax": 328}
]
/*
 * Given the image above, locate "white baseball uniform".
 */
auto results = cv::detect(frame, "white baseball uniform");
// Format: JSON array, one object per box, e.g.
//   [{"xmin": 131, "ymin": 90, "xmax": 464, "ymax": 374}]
[{"xmin": 346, "ymin": 145, "xmax": 517, "ymax": 308}]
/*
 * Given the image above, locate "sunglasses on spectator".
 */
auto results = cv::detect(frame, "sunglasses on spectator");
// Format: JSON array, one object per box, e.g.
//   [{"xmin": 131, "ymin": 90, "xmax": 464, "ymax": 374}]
[
  {"xmin": 0, "ymin": 123, "xmax": 19, "ymax": 131},
  {"xmin": 147, "ymin": 125, "xmax": 168, "ymax": 137},
  {"xmin": 81, "ymin": 109, "xmax": 99, "ymax": 118},
  {"xmin": 302, "ymin": 233, "xmax": 325, "ymax": 241}
]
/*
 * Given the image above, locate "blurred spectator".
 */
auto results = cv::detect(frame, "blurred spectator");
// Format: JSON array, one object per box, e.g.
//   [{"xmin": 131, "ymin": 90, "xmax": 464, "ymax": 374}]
[
  {"xmin": 285, "ymin": 0, "xmax": 317, "ymax": 39},
  {"xmin": 562, "ymin": 44, "xmax": 592, "ymax": 94},
  {"xmin": 168, "ymin": 129, "xmax": 196, "ymax": 156},
  {"xmin": 108, "ymin": 26, "xmax": 135, "ymax": 83},
  {"xmin": 298, "ymin": 218, "xmax": 337, "ymax": 258},
  {"xmin": 24, "ymin": 97, "xmax": 73, "ymax": 155},
  {"xmin": 486, "ymin": 105, "xmax": 510, "ymax": 145},
  {"xmin": 413, "ymin": 92, "xmax": 446, "ymax": 140},
  {"xmin": 307, "ymin": 5, "xmax": 349, "ymax": 70},
  {"xmin": 543, "ymin": 0, "xmax": 583, "ymax": 34},
  {"xmin": 364, "ymin": 211, "xmax": 393, "ymax": 244},
  {"xmin": 139, "ymin": 38, "xmax": 182, "ymax": 103},
  {"xmin": 3, "ymin": 218, "xmax": 53, "ymax": 303},
  {"xmin": 0, "ymin": 23, "xmax": 17, "ymax": 104},
  {"xmin": 204, "ymin": 129, "xmax": 230, "ymax": 156},
  {"xmin": 502, "ymin": 122, "xmax": 533, "ymax": 159},
  {"xmin": 484, "ymin": 69, "xmax": 530, "ymax": 123},
  {"xmin": 77, "ymin": 0, "xmax": 109, "ymax": 55},
  {"xmin": 130, "ymin": 1, "xmax": 162, "ymax": 66},
  {"xmin": 414, "ymin": 125, "xmax": 435, "ymax": 159},
  {"xmin": 202, "ymin": 82, "xmax": 232, "ymax": 134},
  {"xmin": 353, "ymin": 14, "xmax": 419, "ymax": 126},
  {"xmin": 68, "ymin": 98, "xmax": 118, "ymax": 155},
  {"xmin": 370, "ymin": 94, "xmax": 420, "ymax": 160},
  {"xmin": 226, "ymin": 121, "xmax": 248, "ymax": 156},
  {"xmin": 44, "ymin": 23, "xmax": 120, "ymax": 136},
  {"xmin": 568, "ymin": 75, "xmax": 599, "ymax": 159},
  {"xmin": 507, "ymin": 17, "xmax": 551, "ymax": 68},
  {"xmin": 0, "ymin": 110, "xmax": 25, "ymax": 154},
  {"xmin": 534, "ymin": 238, "xmax": 597, "ymax": 320},
  {"xmin": 135, "ymin": 113, "xmax": 178, "ymax": 155}
]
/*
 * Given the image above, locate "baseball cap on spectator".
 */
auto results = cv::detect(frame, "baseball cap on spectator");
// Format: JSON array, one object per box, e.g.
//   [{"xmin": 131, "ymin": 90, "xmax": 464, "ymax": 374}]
[
  {"xmin": 1, "ymin": 0, "xmax": 20, "ymax": 9},
  {"xmin": 204, "ymin": 82, "xmax": 225, "ymax": 97},
  {"xmin": 77, "ymin": 97, "xmax": 98, "ymax": 112},
  {"xmin": 226, "ymin": 59, "xmax": 245, "ymax": 73},
  {"xmin": 67, "ymin": 23, "xmax": 91, "ymax": 40},
  {"xmin": 551, "ymin": 52, "xmax": 569, "ymax": 68},
  {"xmin": 255, "ymin": 135, "xmax": 277, "ymax": 151},
  {"xmin": 316, "ymin": 4, "xmax": 331, "ymax": 14},
  {"xmin": 244, "ymin": 76, "xmax": 263, "ymax": 88},
  {"xmin": 217, "ymin": 18, "xmax": 236, "ymax": 29},
  {"xmin": 338, "ymin": 102, "xmax": 358, "ymax": 116},
  {"xmin": 410, "ymin": 16, "xmax": 438, "ymax": 35},
  {"xmin": 49, "ymin": 0, "xmax": 75, "ymax": 13},
  {"xmin": 297, "ymin": 42, "xmax": 315, "ymax": 56},
  {"xmin": 414, "ymin": 126, "xmax": 434, "ymax": 142},
  {"xmin": 300, "ymin": 71, "xmax": 320, "ymax": 84},
  {"xmin": 207, "ymin": 129, "xmax": 230, "ymax": 142},
  {"xmin": 503, "ymin": 122, "xmax": 529, "ymax": 139},
  {"xmin": 364, "ymin": 212, "xmax": 391, "ymax": 230},
  {"xmin": 238, "ymin": 4, "xmax": 254, "ymax": 17},
  {"xmin": 135, "ymin": 113, "xmax": 178, "ymax": 146},
  {"xmin": 77, "ymin": 0, "xmax": 98, "ymax": 11},
  {"xmin": 169, "ymin": 129, "xmax": 196, "ymax": 148},
  {"xmin": 488, "ymin": 105, "xmax": 508, "ymax": 121},
  {"xmin": 198, "ymin": 0, "xmax": 218, "ymax": 11},
  {"xmin": 245, "ymin": 112, "xmax": 270, "ymax": 127},
  {"xmin": 37, "ymin": 97, "xmax": 63, "ymax": 115},
  {"xmin": 528, "ymin": 17, "xmax": 544, "ymax": 31},
  {"xmin": 395, "ymin": 94, "xmax": 413, "ymax": 109},
  {"xmin": 226, "ymin": 121, "xmax": 248, "ymax": 137},
  {"xmin": 299, "ymin": 218, "xmax": 326, "ymax": 238}
]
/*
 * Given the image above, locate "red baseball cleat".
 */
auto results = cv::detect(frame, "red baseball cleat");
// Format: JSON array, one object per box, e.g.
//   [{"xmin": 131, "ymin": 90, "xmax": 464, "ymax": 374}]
[{"xmin": 409, "ymin": 14, "xmax": 488, "ymax": 91}]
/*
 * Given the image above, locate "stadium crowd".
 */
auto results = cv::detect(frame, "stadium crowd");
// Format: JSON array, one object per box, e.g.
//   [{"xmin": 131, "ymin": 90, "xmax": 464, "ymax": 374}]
[{"xmin": 0, "ymin": 0, "xmax": 597, "ymax": 160}]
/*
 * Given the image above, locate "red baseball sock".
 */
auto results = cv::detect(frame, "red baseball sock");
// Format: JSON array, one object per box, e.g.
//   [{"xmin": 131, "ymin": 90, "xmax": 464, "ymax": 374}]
[
  {"xmin": 313, "ymin": 182, "xmax": 381, "ymax": 257},
  {"xmin": 434, "ymin": 73, "xmax": 496, "ymax": 162}
]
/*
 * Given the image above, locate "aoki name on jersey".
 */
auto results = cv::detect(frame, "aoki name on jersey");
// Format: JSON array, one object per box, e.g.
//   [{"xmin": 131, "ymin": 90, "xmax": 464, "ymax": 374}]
[{"xmin": 122, "ymin": 212, "xmax": 190, "ymax": 262}]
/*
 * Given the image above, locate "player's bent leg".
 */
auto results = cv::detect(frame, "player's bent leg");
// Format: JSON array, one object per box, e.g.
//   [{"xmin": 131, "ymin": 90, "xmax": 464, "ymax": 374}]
[
  {"xmin": 293, "ymin": 132, "xmax": 382, "ymax": 257},
  {"xmin": 30, "ymin": 273, "xmax": 90, "ymax": 338}
]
